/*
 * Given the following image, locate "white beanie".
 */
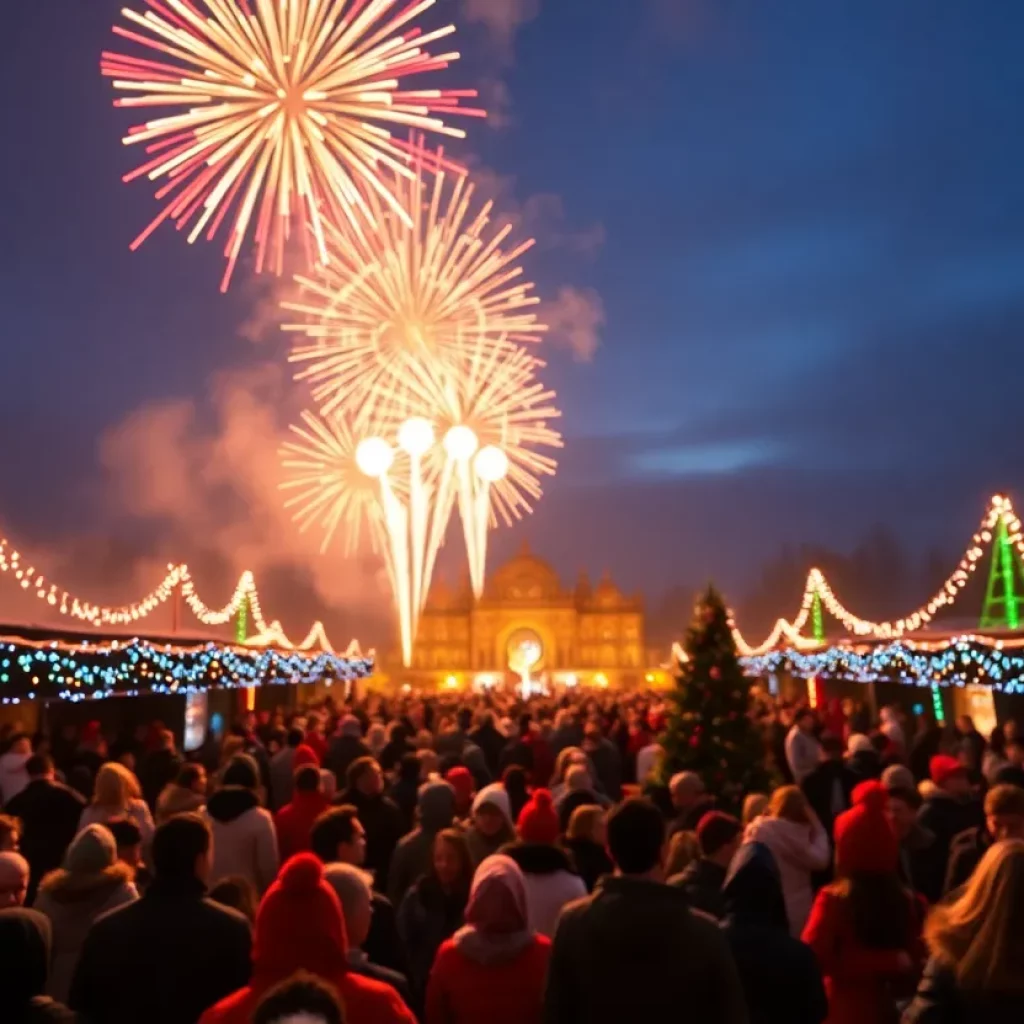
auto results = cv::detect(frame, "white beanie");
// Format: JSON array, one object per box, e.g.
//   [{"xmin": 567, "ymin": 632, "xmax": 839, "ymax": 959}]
[
  {"xmin": 847, "ymin": 733, "xmax": 873, "ymax": 755},
  {"xmin": 472, "ymin": 782, "xmax": 511, "ymax": 825}
]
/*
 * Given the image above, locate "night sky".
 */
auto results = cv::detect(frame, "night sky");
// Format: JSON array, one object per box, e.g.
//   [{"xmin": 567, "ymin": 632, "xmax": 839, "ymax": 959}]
[{"xmin": 3, "ymin": 0, "xmax": 1024, "ymax": 646}]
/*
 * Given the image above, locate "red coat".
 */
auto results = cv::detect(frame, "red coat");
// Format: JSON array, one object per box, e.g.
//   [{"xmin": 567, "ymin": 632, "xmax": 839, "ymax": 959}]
[
  {"xmin": 802, "ymin": 887, "xmax": 925, "ymax": 1024},
  {"xmin": 425, "ymin": 934, "xmax": 550, "ymax": 1024},
  {"xmin": 274, "ymin": 791, "xmax": 330, "ymax": 862}
]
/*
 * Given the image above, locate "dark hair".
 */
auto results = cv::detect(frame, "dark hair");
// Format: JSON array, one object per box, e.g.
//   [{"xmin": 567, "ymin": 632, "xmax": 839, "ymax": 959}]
[
  {"xmin": 697, "ymin": 812, "xmax": 742, "ymax": 857},
  {"xmin": 209, "ymin": 875, "xmax": 258, "ymax": 925},
  {"xmin": 836, "ymin": 873, "xmax": 914, "ymax": 950},
  {"xmin": 286, "ymin": 727, "xmax": 305, "ymax": 749},
  {"xmin": 294, "ymin": 764, "xmax": 321, "ymax": 793},
  {"xmin": 310, "ymin": 806, "xmax": 360, "ymax": 863},
  {"xmin": 607, "ymin": 798, "xmax": 664, "ymax": 874},
  {"xmin": 985, "ymin": 784, "xmax": 1024, "ymax": 818},
  {"xmin": 104, "ymin": 816, "xmax": 143, "ymax": 848},
  {"xmin": 25, "ymin": 754, "xmax": 53, "ymax": 777},
  {"xmin": 252, "ymin": 970, "xmax": 345, "ymax": 1024},
  {"xmin": 795, "ymin": 708, "xmax": 815, "ymax": 724},
  {"xmin": 821, "ymin": 734, "xmax": 844, "ymax": 757},
  {"xmin": 175, "ymin": 763, "xmax": 205, "ymax": 789},
  {"xmin": 433, "ymin": 828, "xmax": 474, "ymax": 889},
  {"xmin": 346, "ymin": 756, "xmax": 377, "ymax": 789},
  {"xmin": 222, "ymin": 754, "xmax": 259, "ymax": 790},
  {"xmin": 152, "ymin": 813, "xmax": 210, "ymax": 881},
  {"xmin": 457, "ymin": 708, "xmax": 473, "ymax": 732},
  {"xmin": 398, "ymin": 752, "xmax": 420, "ymax": 783},
  {"xmin": 887, "ymin": 786, "xmax": 922, "ymax": 811}
]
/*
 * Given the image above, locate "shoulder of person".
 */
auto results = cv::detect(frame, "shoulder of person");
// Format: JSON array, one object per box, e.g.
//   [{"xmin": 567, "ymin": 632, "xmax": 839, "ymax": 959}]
[
  {"xmin": 948, "ymin": 825, "xmax": 984, "ymax": 855},
  {"xmin": 200, "ymin": 896, "xmax": 254, "ymax": 934}
]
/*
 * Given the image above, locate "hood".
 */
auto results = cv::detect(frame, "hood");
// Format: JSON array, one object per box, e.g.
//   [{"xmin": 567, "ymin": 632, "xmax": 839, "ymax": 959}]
[
  {"xmin": 158, "ymin": 785, "xmax": 206, "ymax": 818},
  {"xmin": 722, "ymin": 842, "xmax": 789, "ymax": 932},
  {"xmin": 418, "ymin": 779, "xmax": 456, "ymax": 832},
  {"xmin": 452, "ymin": 854, "xmax": 534, "ymax": 965},
  {"xmin": 501, "ymin": 841, "xmax": 576, "ymax": 877},
  {"xmin": 0, "ymin": 907, "xmax": 50, "ymax": 1005},
  {"xmin": 472, "ymin": 782, "xmax": 513, "ymax": 826},
  {"xmin": 671, "ymin": 856, "xmax": 727, "ymax": 891},
  {"xmin": 207, "ymin": 785, "xmax": 260, "ymax": 823},
  {"xmin": 744, "ymin": 815, "xmax": 810, "ymax": 855},
  {"xmin": 37, "ymin": 862, "xmax": 134, "ymax": 905}
]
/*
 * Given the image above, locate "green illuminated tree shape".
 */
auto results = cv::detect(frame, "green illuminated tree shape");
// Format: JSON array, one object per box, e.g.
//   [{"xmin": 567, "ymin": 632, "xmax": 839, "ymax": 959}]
[{"xmin": 980, "ymin": 516, "xmax": 1024, "ymax": 629}]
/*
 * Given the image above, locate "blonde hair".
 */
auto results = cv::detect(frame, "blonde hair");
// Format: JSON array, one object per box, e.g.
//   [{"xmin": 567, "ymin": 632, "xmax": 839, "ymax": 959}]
[
  {"xmin": 552, "ymin": 746, "xmax": 586, "ymax": 787},
  {"xmin": 768, "ymin": 785, "xmax": 809, "ymax": 824},
  {"xmin": 665, "ymin": 830, "xmax": 700, "ymax": 877},
  {"xmin": 925, "ymin": 839, "xmax": 1024, "ymax": 994},
  {"xmin": 92, "ymin": 762, "xmax": 140, "ymax": 810},
  {"xmin": 742, "ymin": 792, "xmax": 769, "ymax": 826},
  {"xmin": 566, "ymin": 804, "xmax": 605, "ymax": 843}
]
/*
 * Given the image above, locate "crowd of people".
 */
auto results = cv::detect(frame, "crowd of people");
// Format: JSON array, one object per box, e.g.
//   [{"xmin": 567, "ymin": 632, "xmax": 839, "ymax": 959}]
[{"xmin": 0, "ymin": 686, "xmax": 1023, "ymax": 1023}]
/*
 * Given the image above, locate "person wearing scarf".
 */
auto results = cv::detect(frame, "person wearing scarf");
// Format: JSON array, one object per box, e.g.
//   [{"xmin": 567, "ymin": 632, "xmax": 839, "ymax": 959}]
[{"xmin": 425, "ymin": 854, "xmax": 550, "ymax": 1024}]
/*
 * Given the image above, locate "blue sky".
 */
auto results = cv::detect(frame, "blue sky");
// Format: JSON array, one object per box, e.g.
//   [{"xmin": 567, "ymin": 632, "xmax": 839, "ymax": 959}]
[{"xmin": 2, "ymin": 0, "xmax": 1023, "ymax": 641}]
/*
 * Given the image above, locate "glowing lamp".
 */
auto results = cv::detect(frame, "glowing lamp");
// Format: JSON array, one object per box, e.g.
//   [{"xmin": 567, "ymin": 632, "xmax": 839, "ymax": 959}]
[
  {"xmin": 474, "ymin": 445, "xmax": 509, "ymax": 483},
  {"xmin": 398, "ymin": 417, "xmax": 435, "ymax": 457},
  {"xmin": 355, "ymin": 437, "xmax": 394, "ymax": 478},
  {"xmin": 444, "ymin": 425, "xmax": 479, "ymax": 462}
]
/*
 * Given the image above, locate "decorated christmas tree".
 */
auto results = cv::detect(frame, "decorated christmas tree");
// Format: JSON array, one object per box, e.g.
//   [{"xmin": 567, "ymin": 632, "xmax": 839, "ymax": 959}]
[{"xmin": 660, "ymin": 585, "xmax": 772, "ymax": 809}]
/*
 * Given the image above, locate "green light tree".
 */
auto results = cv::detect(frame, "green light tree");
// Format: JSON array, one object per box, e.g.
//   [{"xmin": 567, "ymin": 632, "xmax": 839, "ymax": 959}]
[{"xmin": 660, "ymin": 585, "xmax": 773, "ymax": 810}]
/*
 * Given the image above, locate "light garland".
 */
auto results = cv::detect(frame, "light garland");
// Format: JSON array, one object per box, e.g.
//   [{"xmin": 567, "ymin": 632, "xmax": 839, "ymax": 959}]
[{"xmin": 0, "ymin": 633, "xmax": 373, "ymax": 705}]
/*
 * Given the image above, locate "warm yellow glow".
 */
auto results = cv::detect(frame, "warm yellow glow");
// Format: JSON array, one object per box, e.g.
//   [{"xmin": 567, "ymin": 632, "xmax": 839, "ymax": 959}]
[
  {"xmin": 398, "ymin": 418, "xmax": 435, "ymax": 458},
  {"xmin": 474, "ymin": 445, "xmax": 510, "ymax": 483},
  {"xmin": 355, "ymin": 437, "xmax": 395, "ymax": 479},
  {"xmin": 443, "ymin": 425, "xmax": 479, "ymax": 462}
]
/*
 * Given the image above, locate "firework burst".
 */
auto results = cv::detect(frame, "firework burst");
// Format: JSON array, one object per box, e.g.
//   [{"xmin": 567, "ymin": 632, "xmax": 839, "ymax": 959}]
[{"xmin": 101, "ymin": 0, "xmax": 484, "ymax": 290}]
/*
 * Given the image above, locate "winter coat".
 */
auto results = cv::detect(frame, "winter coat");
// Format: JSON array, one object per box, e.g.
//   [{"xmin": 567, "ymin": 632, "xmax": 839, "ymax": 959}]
[
  {"xmin": 583, "ymin": 739, "xmax": 622, "ymax": 801},
  {"xmin": 5, "ymin": 779, "xmax": 85, "ymax": 903},
  {"xmin": 917, "ymin": 794, "xmax": 984, "ymax": 875},
  {"xmin": 69, "ymin": 875, "xmax": 252, "ymax": 1024},
  {"xmin": 274, "ymin": 789, "xmax": 330, "ymax": 862},
  {"xmin": 901, "ymin": 956, "xmax": 1024, "ymax": 1023},
  {"xmin": 348, "ymin": 950, "xmax": 413, "ymax": 1011},
  {"xmin": 398, "ymin": 874, "xmax": 469, "ymax": 1003},
  {"xmin": 205, "ymin": 786, "xmax": 279, "ymax": 894},
  {"xmin": 560, "ymin": 837, "xmax": 613, "ymax": 893},
  {"xmin": 544, "ymin": 875, "xmax": 748, "ymax": 1024},
  {"xmin": 898, "ymin": 822, "xmax": 946, "ymax": 905},
  {"xmin": 325, "ymin": 734, "xmax": 372, "ymax": 787},
  {"xmin": 34, "ymin": 863, "xmax": 137, "ymax": 1002},
  {"xmin": 668, "ymin": 794, "xmax": 717, "ymax": 837},
  {"xmin": 387, "ymin": 782, "xmax": 457, "ymax": 906},
  {"xmin": 943, "ymin": 827, "xmax": 992, "ymax": 895},
  {"xmin": 501, "ymin": 843, "xmax": 587, "ymax": 938},
  {"xmin": 555, "ymin": 787, "xmax": 612, "ymax": 833},
  {"xmin": 426, "ymin": 932, "xmax": 551, "ymax": 1024},
  {"xmin": 744, "ymin": 815, "xmax": 831, "ymax": 936},
  {"xmin": 802, "ymin": 885, "xmax": 924, "ymax": 1024},
  {"xmin": 154, "ymin": 782, "xmax": 205, "ymax": 824},
  {"xmin": 786, "ymin": 727, "xmax": 822, "ymax": 784},
  {"xmin": 0, "ymin": 907, "xmax": 77, "ymax": 1023},
  {"xmin": 801, "ymin": 760, "xmax": 857, "ymax": 839},
  {"xmin": 721, "ymin": 842, "xmax": 828, "ymax": 1024},
  {"xmin": 0, "ymin": 748, "xmax": 31, "ymax": 803},
  {"xmin": 669, "ymin": 857, "xmax": 728, "ymax": 919},
  {"xmin": 465, "ymin": 820, "xmax": 516, "ymax": 868},
  {"xmin": 468, "ymin": 723, "xmax": 506, "ymax": 778},
  {"xmin": 337, "ymin": 786, "xmax": 405, "ymax": 889},
  {"xmin": 847, "ymin": 749, "xmax": 883, "ymax": 784},
  {"xmin": 268, "ymin": 744, "xmax": 298, "ymax": 811},
  {"xmin": 138, "ymin": 748, "xmax": 182, "ymax": 810},
  {"xmin": 79, "ymin": 799, "xmax": 155, "ymax": 852}
]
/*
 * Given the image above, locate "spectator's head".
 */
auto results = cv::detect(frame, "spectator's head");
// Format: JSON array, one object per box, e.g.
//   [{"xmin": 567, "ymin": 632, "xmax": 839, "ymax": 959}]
[
  {"xmin": 795, "ymin": 708, "xmax": 816, "ymax": 733},
  {"xmin": 310, "ymin": 806, "xmax": 366, "ymax": 866},
  {"xmin": 846, "ymin": 733, "xmax": 873, "ymax": 757},
  {"xmin": 444, "ymin": 767, "xmax": 474, "ymax": 814},
  {"xmin": 669, "ymin": 771, "xmax": 705, "ymax": 811},
  {"xmin": 820, "ymin": 734, "xmax": 844, "ymax": 761},
  {"xmin": 464, "ymin": 854, "xmax": 529, "ymax": 939},
  {"xmin": 339, "ymin": 715, "xmax": 362, "ymax": 739},
  {"xmin": 416, "ymin": 747, "xmax": 439, "ymax": 780},
  {"xmin": 471, "ymin": 783, "xmax": 513, "ymax": 839},
  {"xmin": 93, "ymin": 761, "xmax": 141, "ymax": 809},
  {"xmin": 0, "ymin": 852, "xmax": 29, "ymax": 907},
  {"xmin": 209, "ymin": 875, "xmax": 258, "ymax": 925},
  {"xmin": 665, "ymin": 830, "xmax": 700, "ymax": 877},
  {"xmin": 834, "ymin": 781, "xmax": 899, "ymax": 876},
  {"xmin": 502, "ymin": 765, "xmax": 529, "ymax": 802},
  {"xmin": 323, "ymin": 863, "xmax": 375, "ymax": 950},
  {"xmin": 294, "ymin": 764, "xmax": 322, "ymax": 795},
  {"xmin": 722, "ymin": 841, "xmax": 789, "ymax": 932},
  {"xmin": 152, "ymin": 813, "xmax": 212, "ymax": 885},
  {"xmin": 885, "ymin": 786, "xmax": 922, "ymax": 840},
  {"xmin": 924, "ymin": 839, "xmax": 1024, "ymax": 994},
  {"xmin": 294, "ymin": 744, "xmax": 320, "ymax": 771},
  {"xmin": 286, "ymin": 727, "xmax": 305, "ymax": 749},
  {"xmin": 552, "ymin": 746, "xmax": 587, "ymax": 786},
  {"xmin": 566, "ymin": 804, "xmax": 606, "ymax": 847},
  {"xmin": 25, "ymin": 754, "xmax": 54, "ymax": 780},
  {"xmin": 397, "ymin": 751, "xmax": 420, "ymax": 785},
  {"xmin": 565, "ymin": 764, "xmax": 592, "ymax": 793},
  {"xmin": 346, "ymin": 757, "xmax": 383, "ymax": 798},
  {"xmin": 767, "ymin": 785, "xmax": 810, "ymax": 825},
  {"xmin": 176, "ymin": 762, "xmax": 207, "ymax": 794},
  {"xmin": 1007, "ymin": 738, "xmax": 1024, "ymax": 768},
  {"xmin": 930, "ymin": 754, "xmax": 971, "ymax": 797},
  {"xmin": 5, "ymin": 733, "xmax": 30, "ymax": 757},
  {"xmin": 517, "ymin": 789, "xmax": 560, "ymax": 845},
  {"xmin": 51, "ymin": 823, "xmax": 123, "ymax": 884},
  {"xmin": 881, "ymin": 764, "xmax": 915, "ymax": 793},
  {"xmin": 252, "ymin": 971, "xmax": 345, "ymax": 1024},
  {"xmin": 433, "ymin": 828, "xmax": 473, "ymax": 892},
  {"xmin": 0, "ymin": 907, "xmax": 55, "ymax": 1012},
  {"xmin": 0, "ymin": 815, "xmax": 20, "ymax": 853},
  {"xmin": 607, "ymin": 798, "xmax": 665, "ymax": 878},
  {"xmin": 105, "ymin": 816, "xmax": 144, "ymax": 871},
  {"xmin": 741, "ymin": 792, "xmax": 769, "ymax": 826},
  {"xmin": 366, "ymin": 723, "xmax": 387, "ymax": 757},
  {"xmin": 696, "ymin": 812, "xmax": 742, "ymax": 867},
  {"xmin": 222, "ymin": 753, "xmax": 261, "ymax": 794},
  {"xmin": 418, "ymin": 779, "xmax": 456, "ymax": 832},
  {"xmin": 985, "ymin": 784, "xmax": 1024, "ymax": 842},
  {"xmin": 157, "ymin": 728, "xmax": 175, "ymax": 752},
  {"xmin": 253, "ymin": 854, "xmax": 349, "ymax": 985},
  {"xmin": 319, "ymin": 769, "xmax": 337, "ymax": 801}
]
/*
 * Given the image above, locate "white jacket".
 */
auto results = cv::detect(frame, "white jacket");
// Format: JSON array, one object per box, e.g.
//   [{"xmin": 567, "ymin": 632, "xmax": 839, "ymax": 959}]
[
  {"xmin": 0, "ymin": 750, "xmax": 30, "ymax": 803},
  {"xmin": 204, "ymin": 787, "xmax": 279, "ymax": 894},
  {"xmin": 504, "ymin": 843, "xmax": 587, "ymax": 938},
  {"xmin": 744, "ymin": 815, "xmax": 830, "ymax": 937}
]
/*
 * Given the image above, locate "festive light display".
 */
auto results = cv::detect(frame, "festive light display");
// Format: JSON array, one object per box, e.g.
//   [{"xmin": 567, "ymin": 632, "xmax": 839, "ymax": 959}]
[
  {"xmin": 101, "ymin": 0, "xmax": 483, "ymax": 290},
  {"xmin": 0, "ymin": 633, "xmax": 372, "ymax": 704},
  {"xmin": 285, "ymin": 150, "xmax": 545, "ymax": 427},
  {"xmin": 980, "ymin": 514, "xmax": 1023, "ymax": 629}
]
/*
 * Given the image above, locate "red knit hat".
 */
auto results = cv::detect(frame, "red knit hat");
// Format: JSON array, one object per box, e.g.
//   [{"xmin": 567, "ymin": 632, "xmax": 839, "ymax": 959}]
[
  {"xmin": 294, "ymin": 743, "xmax": 320, "ymax": 770},
  {"xmin": 445, "ymin": 766, "xmax": 474, "ymax": 803},
  {"xmin": 252, "ymin": 853, "xmax": 348, "ymax": 987},
  {"xmin": 517, "ymin": 788, "xmax": 560, "ymax": 845},
  {"xmin": 834, "ymin": 781, "xmax": 899, "ymax": 875},
  {"xmin": 930, "ymin": 754, "xmax": 966, "ymax": 787}
]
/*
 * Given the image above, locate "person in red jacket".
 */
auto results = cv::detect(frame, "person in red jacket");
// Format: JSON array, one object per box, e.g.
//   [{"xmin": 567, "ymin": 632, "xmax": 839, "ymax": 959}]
[
  {"xmin": 425, "ymin": 853, "xmax": 550, "ymax": 1024},
  {"xmin": 275, "ymin": 764, "xmax": 331, "ymax": 862},
  {"xmin": 199, "ymin": 852, "xmax": 415, "ymax": 1024},
  {"xmin": 802, "ymin": 781, "xmax": 925, "ymax": 1024}
]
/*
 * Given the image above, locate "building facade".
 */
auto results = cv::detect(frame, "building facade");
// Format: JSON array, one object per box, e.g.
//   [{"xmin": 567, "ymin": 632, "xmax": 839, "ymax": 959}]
[{"xmin": 387, "ymin": 542, "xmax": 647, "ymax": 689}]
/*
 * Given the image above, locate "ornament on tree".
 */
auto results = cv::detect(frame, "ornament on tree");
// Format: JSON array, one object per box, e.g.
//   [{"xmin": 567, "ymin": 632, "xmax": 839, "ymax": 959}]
[{"xmin": 710, "ymin": 666, "xmax": 721, "ymax": 680}]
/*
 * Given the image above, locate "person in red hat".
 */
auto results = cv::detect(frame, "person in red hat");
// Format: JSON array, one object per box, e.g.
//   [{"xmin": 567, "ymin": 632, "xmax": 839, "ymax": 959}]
[
  {"xmin": 199, "ymin": 852, "xmax": 415, "ymax": 1024},
  {"xmin": 802, "ymin": 781, "xmax": 926, "ymax": 1024},
  {"xmin": 918, "ymin": 754, "xmax": 983, "ymax": 884},
  {"xmin": 445, "ymin": 766, "xmax": 475, "ymax": 819},
  {"xmin": 502, "ymin": 789, "xmax": 586, "ymax": 938},
  {"xmin": 274, "ymin": 764, "xmax": 330, "ymax": 862},
  {"xmin": 424, "ymin": 854, "xmax": 550, "ymax": 1024}
]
